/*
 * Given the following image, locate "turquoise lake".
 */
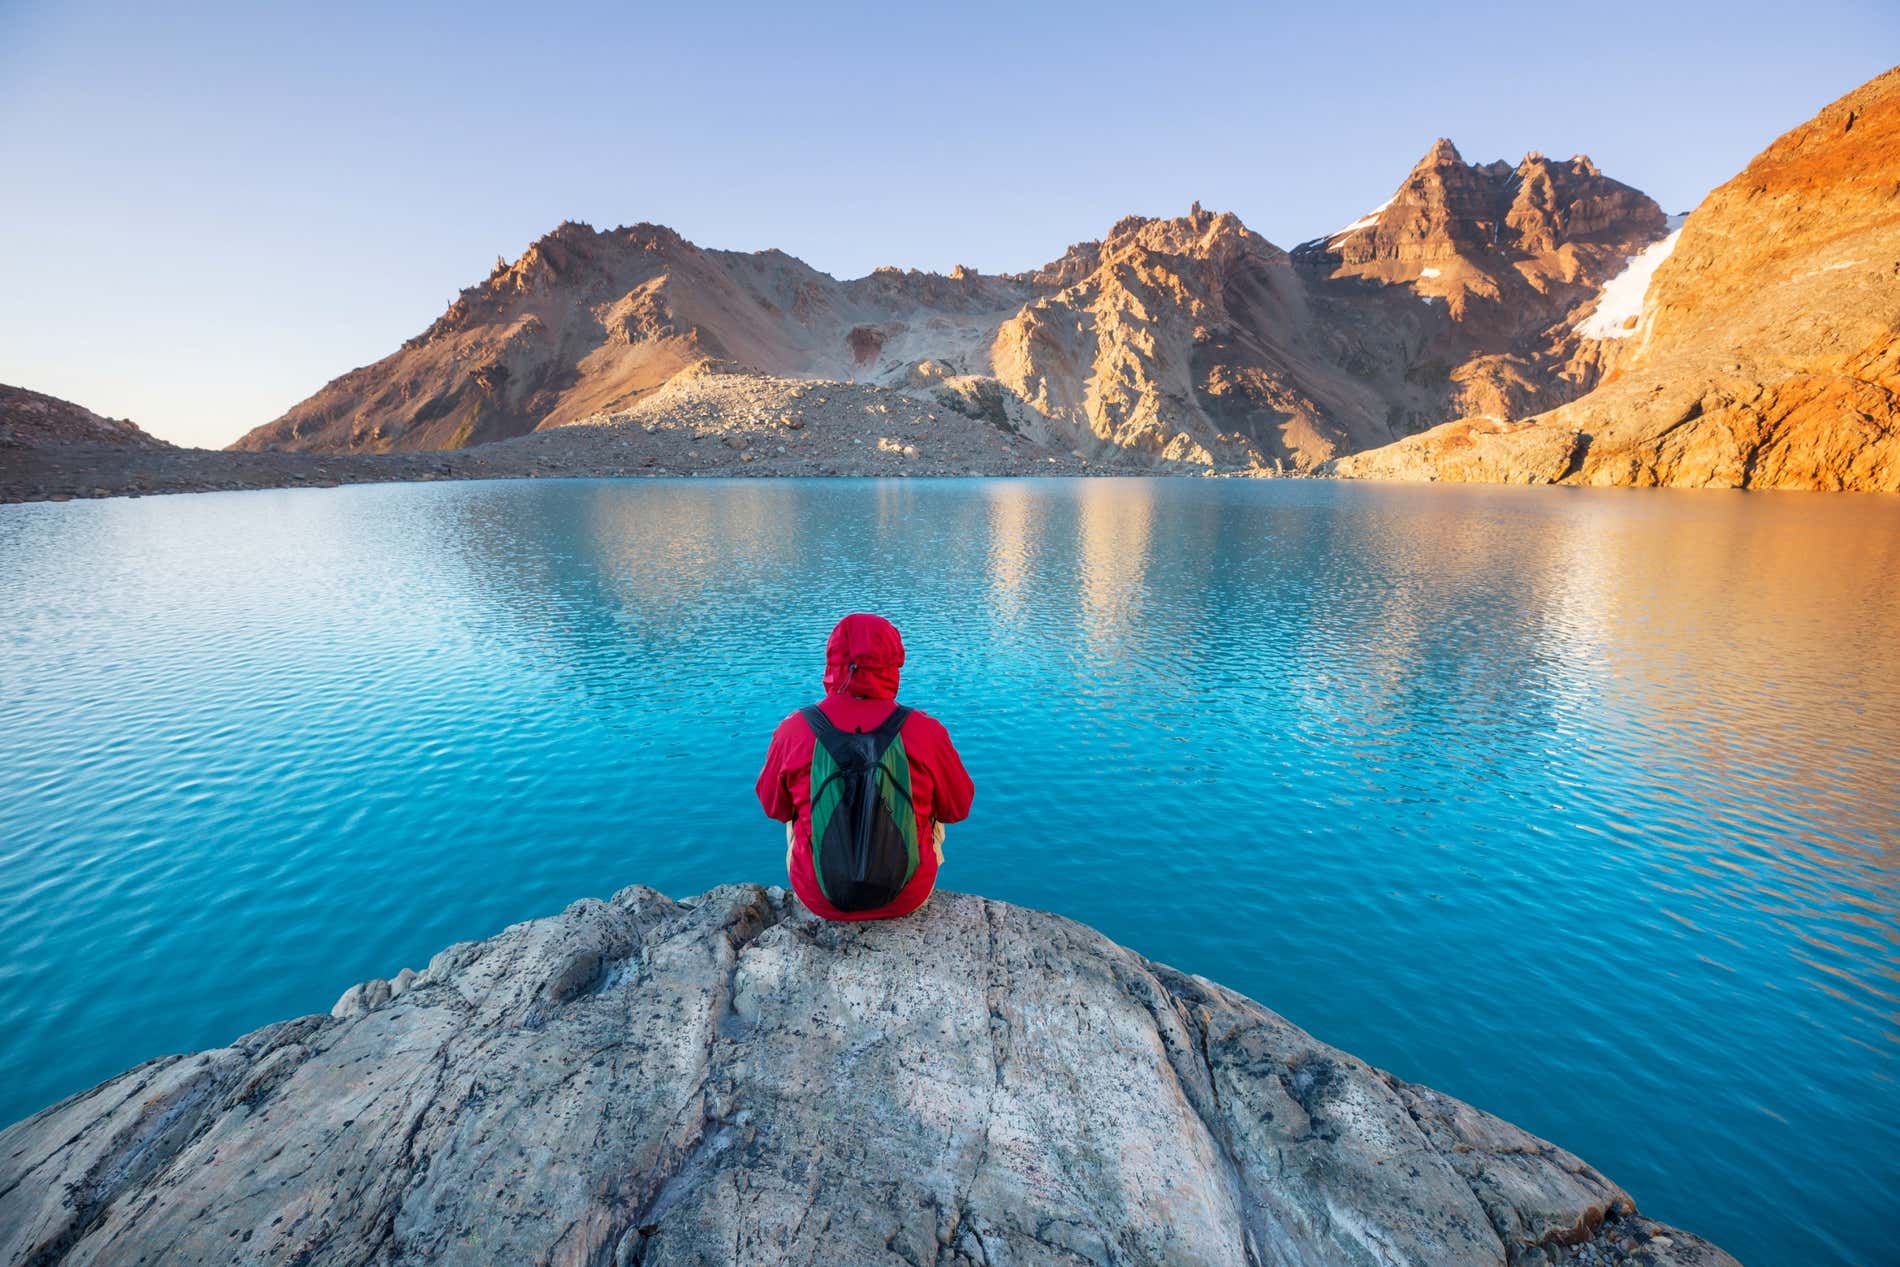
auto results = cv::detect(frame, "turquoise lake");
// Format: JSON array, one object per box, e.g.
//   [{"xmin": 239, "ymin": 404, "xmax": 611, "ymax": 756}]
[{"xmin": 2, "ymin": 477, "xmax": 1897, "ymax": 1264}]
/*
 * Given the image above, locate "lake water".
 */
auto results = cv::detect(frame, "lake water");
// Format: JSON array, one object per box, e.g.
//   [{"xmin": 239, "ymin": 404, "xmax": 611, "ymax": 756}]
[{"xmin": 3, "ymin": 477, "xmax": 1897, "ymax": 1264}]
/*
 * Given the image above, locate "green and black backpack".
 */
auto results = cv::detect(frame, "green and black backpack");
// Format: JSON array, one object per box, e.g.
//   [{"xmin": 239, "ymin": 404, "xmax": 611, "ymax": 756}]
[{"xmin": 802, "ymin": 703, "xmax": 918, "ymax": 912}]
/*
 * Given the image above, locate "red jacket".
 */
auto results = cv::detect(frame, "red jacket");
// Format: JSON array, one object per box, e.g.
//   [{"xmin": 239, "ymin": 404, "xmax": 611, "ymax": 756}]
[{"xmin": 756, "ymin": 613, "xmax": 974, "ymax": 920}]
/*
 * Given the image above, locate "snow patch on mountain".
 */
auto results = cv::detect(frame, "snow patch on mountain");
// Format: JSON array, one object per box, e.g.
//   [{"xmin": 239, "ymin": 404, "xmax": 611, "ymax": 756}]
[
  {"xmin": 1577, "ymin": 228, "xmax": 1683, "ymax": 339},
  {"xmin": 1330, "ymin": 197, "xmax": 1395, "ymax": 240}
]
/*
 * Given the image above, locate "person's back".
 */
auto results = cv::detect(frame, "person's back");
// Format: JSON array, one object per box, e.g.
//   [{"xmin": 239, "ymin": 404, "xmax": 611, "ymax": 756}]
[{"xmin": 755, "ymin": 613, "xmax": 973, "ymax": 920}]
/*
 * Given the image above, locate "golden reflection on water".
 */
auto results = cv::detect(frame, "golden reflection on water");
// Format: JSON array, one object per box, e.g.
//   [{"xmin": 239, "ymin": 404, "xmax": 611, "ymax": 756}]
[
  {"xmin": 982, "ymin": 481, "xmax": 1038, "ymax": 626},
  {"xmin": 1074, "ymin": 478, "xmax": 1155, "ymax": 654},
  {"xmin": 1540, "ymin": 496, "xmax": 1900, "ymax": 867},
  {"xmin": 1476, "ymin": 492, "xmax": 1900, "ymax": 1041}
]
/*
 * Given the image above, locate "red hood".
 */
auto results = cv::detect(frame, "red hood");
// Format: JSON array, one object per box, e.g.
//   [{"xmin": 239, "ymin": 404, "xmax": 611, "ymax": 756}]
[{"xmin": 823, "ymin": 613, "xmax": 904, "ymax": 700}]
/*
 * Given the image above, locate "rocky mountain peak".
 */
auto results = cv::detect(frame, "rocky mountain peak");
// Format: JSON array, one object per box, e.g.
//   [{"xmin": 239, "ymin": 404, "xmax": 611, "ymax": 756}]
[
  {"xmin": 1026, "ymin": 206, "xmax": 1272, "ymax": 291},
  {"xmin": 1106, "ymin": 205, "xmax": 1272, "ymax": 259},
  {"xmin": 1325, "ymin": 141, "xmax": 1510, "ymax": 265},
  {"xmin": 409, "ymin": 220, "xmax": 707, "ymax": 351},
  {"xmin": 1317, "ymin": 141, "xmax": 1662, "ymax": 268}
]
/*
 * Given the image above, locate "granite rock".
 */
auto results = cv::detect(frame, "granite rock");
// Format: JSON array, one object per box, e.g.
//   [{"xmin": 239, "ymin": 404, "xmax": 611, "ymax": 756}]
[{"xmin": 0, "ymin": 885, "xmax": 1735, "ymax": 1266}]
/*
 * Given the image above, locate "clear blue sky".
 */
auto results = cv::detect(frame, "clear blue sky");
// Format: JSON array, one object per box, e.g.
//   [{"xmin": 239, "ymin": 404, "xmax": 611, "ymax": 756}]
[{"xmin": 3, "ymin": 1, "xmax": 1894, "ymax": 448}]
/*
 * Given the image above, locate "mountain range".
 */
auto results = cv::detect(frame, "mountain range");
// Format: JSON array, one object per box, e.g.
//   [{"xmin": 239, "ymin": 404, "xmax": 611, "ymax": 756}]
[
  {"xmin": 10, "ymin": 64, "xmax": 1897, "ymax": 494},
  {"xmin": 228, "ymin": 142, "xmax": 1669, "ymax": 471}
]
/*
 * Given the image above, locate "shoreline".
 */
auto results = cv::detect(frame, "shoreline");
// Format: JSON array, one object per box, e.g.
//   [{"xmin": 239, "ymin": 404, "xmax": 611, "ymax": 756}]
[
  {"xmin": 1, "ymin": 440, "xmax": 1274, "ymax": 505},
  {"xmin": 13, "ymin": 443, "xmax": 1900, "ymax": 506}
]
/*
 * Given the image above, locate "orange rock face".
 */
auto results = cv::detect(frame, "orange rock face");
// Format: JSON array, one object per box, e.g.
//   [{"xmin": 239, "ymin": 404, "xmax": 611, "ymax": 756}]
[{"xmin": 1339, "ymin": 65, "xmax": 1900, "ymax": 492}]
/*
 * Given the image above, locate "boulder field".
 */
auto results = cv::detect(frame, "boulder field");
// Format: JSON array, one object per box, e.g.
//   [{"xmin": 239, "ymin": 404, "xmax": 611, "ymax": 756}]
[{"xmin": 0, "ymin": 885, "xmax": 1736, "ymax": 1266}]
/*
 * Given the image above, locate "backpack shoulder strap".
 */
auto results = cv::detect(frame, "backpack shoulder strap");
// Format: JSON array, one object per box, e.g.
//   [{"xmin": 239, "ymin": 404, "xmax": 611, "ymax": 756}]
[
  {"xmin": 873, "ymin": 704, "xmax": 912, "ymax": 742},
  {"xmin": 800, "ymin": 703, "xmax": 848, "ymax": 759},
  {"xmin": 800, "ymin": 703, "xmax": 840, "ymax": 740},
  {"xmin": 802, "ymin": 702, "xmax": 909, "ymax": 760}
]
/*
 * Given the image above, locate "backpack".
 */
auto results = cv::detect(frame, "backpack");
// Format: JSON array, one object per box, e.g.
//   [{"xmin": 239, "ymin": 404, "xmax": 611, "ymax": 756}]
[{"xmin": 801, "ymin": 703, "xmax": 918, "ymax": 912}]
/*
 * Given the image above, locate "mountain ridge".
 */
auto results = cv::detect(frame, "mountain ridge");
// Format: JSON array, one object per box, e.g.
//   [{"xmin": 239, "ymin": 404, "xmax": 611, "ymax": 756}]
[{"xmin": 230, "ymin": 142, "xmax": 1668, "ymax": 469}]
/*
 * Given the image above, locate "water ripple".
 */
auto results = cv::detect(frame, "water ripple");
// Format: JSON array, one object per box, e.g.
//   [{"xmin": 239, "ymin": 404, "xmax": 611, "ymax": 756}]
[{"xmin": 1, "ymin": 478, "xmax": 1897, "ymax": 1265}]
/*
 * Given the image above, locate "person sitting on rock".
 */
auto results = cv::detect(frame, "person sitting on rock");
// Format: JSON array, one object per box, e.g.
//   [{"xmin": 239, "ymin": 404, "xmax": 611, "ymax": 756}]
[{"xmin": 756, "ymin": 612, "xmax": 974, "ymax": 920}]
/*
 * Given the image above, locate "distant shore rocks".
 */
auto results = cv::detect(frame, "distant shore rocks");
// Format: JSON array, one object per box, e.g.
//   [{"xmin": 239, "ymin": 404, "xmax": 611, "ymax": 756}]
[
  {"xmin": 2, "ymin": 364, "xmax": 1156, "ymax": 503},
  {"xmin": 0, "ymin": 383, "xmax": 171, "ymax": 453},
  {"xmin": 0, "ymin": 884, "xmax": 1736, "ymax": 1266}
]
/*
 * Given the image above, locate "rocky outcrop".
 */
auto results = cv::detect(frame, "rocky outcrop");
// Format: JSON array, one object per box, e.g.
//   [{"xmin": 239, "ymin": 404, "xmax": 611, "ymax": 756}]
[
  {"xmin": 1337, "ymin": 65, "xmax": 1900, "ymax": 491},
  {"xmin": 1319, "ymin": 142, "xmax": 1663, "ymax": 268},
  {"xmin": 993, "ymin": 205, "xmax": 1393, "ymax": 467},
  {"xmin": 0, "ymin": 383, "xmax": 171, "ymax": 452},
  {"xmin": 1293, "ymin": 141, "xmax": 1668, "ymax": 439},
  {"xmin": 0, "ymin": 884, "xmax": 1735, "ymax": 1266}
]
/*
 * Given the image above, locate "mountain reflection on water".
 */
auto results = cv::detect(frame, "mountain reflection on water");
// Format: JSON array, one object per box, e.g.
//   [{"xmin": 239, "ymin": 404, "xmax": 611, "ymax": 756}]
[{"xmin": 1, "ymin": 477, "xmax": 1895, "ymax": 1266}]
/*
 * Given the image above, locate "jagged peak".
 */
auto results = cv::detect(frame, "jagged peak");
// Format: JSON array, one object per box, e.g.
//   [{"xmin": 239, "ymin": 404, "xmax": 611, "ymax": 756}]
[
  {"xmin": 1024, "ymin": 205, "xmax": 1273, "ymax": 289},
  {"xmin": 1306, "ymin": 139, "xmax": 1663, "ymax": 270},
  {"xmin": 607, "ymin": 222, "xmax": 694, "ymax": 254},
  {"xmin": 861, "ymin": 263, "xmax": 989, "ymax": 286},
  {"xmin": 1513, "ymin": 151, "xmax": 1606, "ymax": 181},
  {"xmin": 1104, "ymin": 205, "xmax": 1259, "ymax": 245},
  {"xmin": 500, "ymin": 221, "xmax": 694, "ymax": 283},
  {"xmin": 850, "ymin": 262, "xmax": 1002, "ymax": 294}
]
